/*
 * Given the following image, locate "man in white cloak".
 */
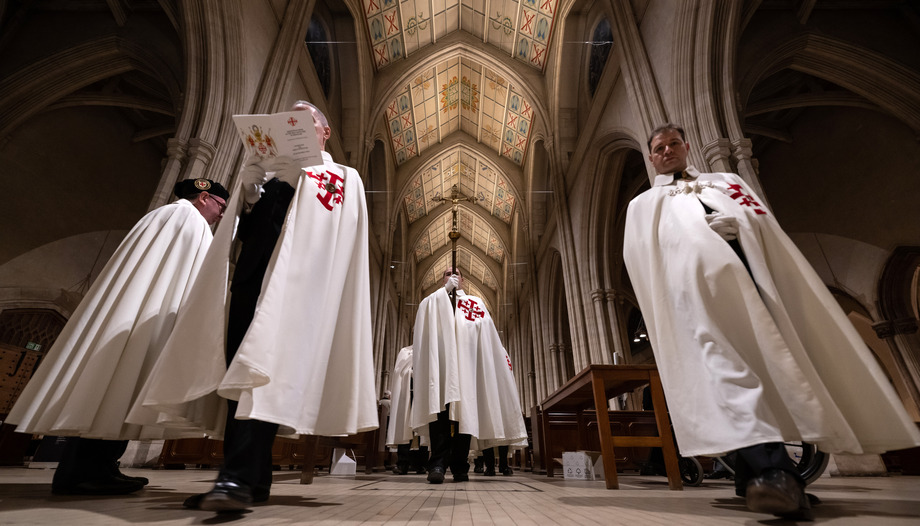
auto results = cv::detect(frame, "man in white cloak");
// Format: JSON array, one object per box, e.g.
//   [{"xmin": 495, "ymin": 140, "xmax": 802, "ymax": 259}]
[
  {"xmin": 386, "ymin": 346, "xmax": 427, "ymax": 474},
  {"xmin": 135, "ymin": 101, "xmax": 376, "ymax": 512},
  {"xmin": 410, "ymin": 268, "xmax": 527, "ymax": 484},
  {"xmin": 624, "ymin": 123, "xmax": 920, "ymax": 519},
  {"xmin": 7, "ymin": 177, "xmax": 228, "ymax": 495}
]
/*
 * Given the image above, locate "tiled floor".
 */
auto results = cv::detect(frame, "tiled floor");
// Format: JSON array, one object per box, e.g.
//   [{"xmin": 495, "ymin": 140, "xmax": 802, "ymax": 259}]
[{"xmin": 0, "ymin": 467, "xmax": 917, "ymax": 525}]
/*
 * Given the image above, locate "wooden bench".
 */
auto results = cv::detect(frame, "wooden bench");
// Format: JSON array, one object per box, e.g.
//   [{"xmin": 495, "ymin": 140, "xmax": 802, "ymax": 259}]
[{"xmin": 540, "ymin": 364, "xmax": 682, "ymax": 490}]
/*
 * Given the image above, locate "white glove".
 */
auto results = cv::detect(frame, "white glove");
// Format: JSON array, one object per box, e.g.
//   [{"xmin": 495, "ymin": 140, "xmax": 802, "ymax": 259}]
[
  {"xmin": 239, "ymin": 155, "xmax": 267, "ymax": 204},
  {"xmin": 704, "ymin": 212, "xmax": 739, "ymax": 241},
  {"xmin": 444, "ymin": 275, "xmax": 460, "ymax": 292},
  {"xmin": 269, "ymin": 156, "xmax": 303, "ymax": 186}
]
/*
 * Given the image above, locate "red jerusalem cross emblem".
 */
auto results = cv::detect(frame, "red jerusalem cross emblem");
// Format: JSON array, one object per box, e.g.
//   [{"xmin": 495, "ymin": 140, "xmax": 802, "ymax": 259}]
[
  {"xmin": 458, "ymin": 299, "xmax": 485, "ymax": 321},
  {"xmin": 726, "ymin": 184, "xmax": 767, "ymax": 215},
  {"xmin": 306, "ymin": 169, "xmax": 346, "ymax": 211}
]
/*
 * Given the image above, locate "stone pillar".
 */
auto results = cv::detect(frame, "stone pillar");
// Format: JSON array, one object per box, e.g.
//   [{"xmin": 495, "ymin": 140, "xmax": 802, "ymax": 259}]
[
  {"xmin": 549, "ymin": 343, "xmax": 563, "ymax": 391},
  {"xmin": 590, "ymin": 289, "xmax": 614, "ymax": 365},
  {"xmin": 700, "ymin": 137, "xmax": 733, "ymax": 173},
  {"xmin": 184, "ymin": 137, "xmax": 217, "ymax": 181},
  {"xmin": 731, "ymin": 137, "xmax": 768, "ymax": 204},
  {"xmin": 873, "ymin": 317, "xmax": 920, "ymax": 419},
  {"xmin": 605, "ymin": 290, "xmax": 627, "ymax": 364},
  {"xmin": 148, "ymin": 137, "xmax": 189, "ymax": 210}
]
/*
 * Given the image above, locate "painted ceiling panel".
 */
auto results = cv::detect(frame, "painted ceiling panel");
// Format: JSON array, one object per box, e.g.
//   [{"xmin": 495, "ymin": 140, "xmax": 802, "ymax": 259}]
[
  {"xmin": 383, "ymin": 57, "xmax": 534, "ymax": 167},
  {"xmin": 365, "ymin": 0, "xmax": 557, "ymax": 71},
  {"xmin": 413, "ymin": 207, "xmax": 506, "ymax": 265},
  {"xmin": 402, "ymin": 145, "xmax": 515, "ymax": 226}
]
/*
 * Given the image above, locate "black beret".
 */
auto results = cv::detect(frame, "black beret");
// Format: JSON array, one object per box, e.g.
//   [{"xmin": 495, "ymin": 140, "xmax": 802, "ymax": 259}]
[{"xmin": 173, "ymin": 178, "xmax": 230, "ymax": 201}]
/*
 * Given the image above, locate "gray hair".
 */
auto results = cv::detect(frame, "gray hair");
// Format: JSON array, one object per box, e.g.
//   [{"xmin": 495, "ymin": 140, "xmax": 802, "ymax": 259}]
[{"xmin": 291, "ymin": 100, "xmax": 329, "ymax": 128}]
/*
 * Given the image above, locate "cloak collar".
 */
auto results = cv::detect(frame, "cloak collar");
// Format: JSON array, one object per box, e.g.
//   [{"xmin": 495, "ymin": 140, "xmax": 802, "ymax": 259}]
[{"xmin": 653, "ymin": 166, "xmax": 702, "ymax": 187}]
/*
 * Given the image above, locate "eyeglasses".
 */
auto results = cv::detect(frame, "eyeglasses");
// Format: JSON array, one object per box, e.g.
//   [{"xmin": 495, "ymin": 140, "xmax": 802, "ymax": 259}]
[{"xmin": 208, "ymin": 194, "xmax": 227, "ymax": 213}]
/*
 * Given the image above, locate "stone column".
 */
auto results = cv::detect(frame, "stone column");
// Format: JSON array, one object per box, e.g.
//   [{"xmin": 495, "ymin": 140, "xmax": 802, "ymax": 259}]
[
  {"xmin": 148, "ymin": 137, "xmax": 189, "ymax": 210},
  {"xmin": 184, "ymin": 137, "xmax": 217, "ymax": 181},
  {"xmin": 873, "ymin": 317, "xmax": 920, "ymax": 419},
  {"xmin": 605, "ymin": 290, "xmax": 627, "ymax": 364},
  {"xmin": 700, "ymin": 137, "xmax": 733, "ymax": 173},
  {"xmin": 590, "ymin": 289, "xmax": 615, "ymax": 365},
  {"xmin": 731, "ymin": 137, "xmax": 769, "ymax": 204}
]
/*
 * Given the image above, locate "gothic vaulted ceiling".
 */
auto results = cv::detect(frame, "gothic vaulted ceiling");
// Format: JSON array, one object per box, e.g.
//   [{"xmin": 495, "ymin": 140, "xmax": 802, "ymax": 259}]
[{"xmin": 360, "ymin": 0, "xmax": 556, "ymax": 304}]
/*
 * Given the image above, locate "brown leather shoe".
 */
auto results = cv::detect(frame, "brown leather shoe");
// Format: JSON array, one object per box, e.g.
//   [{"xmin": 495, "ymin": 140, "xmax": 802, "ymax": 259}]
[{"xmin": 745, "ymin": 469, "xmax": 811, "ymax": 519}]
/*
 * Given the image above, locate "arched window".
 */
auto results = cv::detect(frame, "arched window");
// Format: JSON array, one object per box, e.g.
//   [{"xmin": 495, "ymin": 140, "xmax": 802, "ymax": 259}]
[
  {"xmin": 305, "ymin": 19, "xmax": 332, "ymax": 97},
  {"xmin": 588, "ymin": 19, "xmax": 613, "ymax": 97}
]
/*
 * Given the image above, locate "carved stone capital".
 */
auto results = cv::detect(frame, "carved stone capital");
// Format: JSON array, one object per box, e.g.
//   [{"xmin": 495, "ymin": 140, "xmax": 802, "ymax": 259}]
[
  {"xmin": 166, "ymin": 137, "xmax": 188, "ymax": 161},
  {"xmin": 187, "ymin": 138, "xmax": 217, "ymax": 164},
  {"xmin": 873, "ymin": 317, "xmax": 919, "ymax": 339},
  {"xmin": 731, "ymin": 138, "xmax": 754, "ymax": 161}
]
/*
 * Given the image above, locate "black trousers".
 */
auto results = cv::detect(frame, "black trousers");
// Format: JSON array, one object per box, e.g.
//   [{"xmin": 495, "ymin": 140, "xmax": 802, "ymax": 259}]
[
  {"xmin": 216, "ymin": 180, "xmax": 293, "ymax": 497},
  {"xmin": 216, "ymin": 263, "xmax": 280, "ymax": 498},
  {"xmin": 52, "ymin": 437, "xmax": 128, "ymax": 487},
  {"xmin": 427, "ymin": 406, "xmax": 471, "ymax": 476},
  {"xmin": 733, "ymin": 442, "xmax": 802, "ymax": 496},
  {"xmin": 396, "ymin": 443, "xmax": 428, "ymax": 471},
  {"xmin": 482, "ymin": 445, "xmax": 509, "ymax": 470}
]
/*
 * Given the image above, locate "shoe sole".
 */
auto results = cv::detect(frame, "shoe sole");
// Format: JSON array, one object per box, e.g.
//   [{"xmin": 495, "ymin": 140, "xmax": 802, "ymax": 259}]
[
  {"xmin": 199, "ymin": 493, "xmax": 251, "ymax": 512},
  {"xmin": 745, "ymin": 486, "xmax": 801, "ymax": 515},
  {"xmin": 52, "ymin": 484, "xmax": 144, "ymax": 496}
]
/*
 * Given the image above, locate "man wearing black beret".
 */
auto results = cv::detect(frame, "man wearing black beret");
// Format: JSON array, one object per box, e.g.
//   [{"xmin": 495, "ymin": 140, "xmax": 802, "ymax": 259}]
[
  {"xmin": 7, "ymin": 178, "xmax": 228, "ymax": 495},
  {"xmin": 138, "ymin": 101, "xmax": 377, "ymax": 512}
]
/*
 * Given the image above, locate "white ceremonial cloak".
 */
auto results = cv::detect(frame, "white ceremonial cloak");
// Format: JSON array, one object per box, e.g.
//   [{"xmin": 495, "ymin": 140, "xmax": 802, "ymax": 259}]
[
  {"xmin": 386, "ymin": 346, "xmax": 414, "ymax": 447},
  {"xmin": 410, "ymin": 289, "xmax": 527, "ymax": 448},
  {"xmin": 7, "ymin": 199, "xmax": 212, "ymax": 440},
  {"xmin": 623, "ymin": 167, "xmax": 920, "ymax": 457},
  {"xmin": 410, "ymin": 288, "xmax": 460, "ymax": 431},
  {"xmin": 131, "ymin": 151, "xmax": 377, "ymax": 438}
]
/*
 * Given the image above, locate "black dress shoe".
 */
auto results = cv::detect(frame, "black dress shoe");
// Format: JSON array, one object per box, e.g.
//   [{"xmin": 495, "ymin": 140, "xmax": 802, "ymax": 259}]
[
  {"xmin": 113, "ymin": 469, "xmax": 149, "ymax": 485},
  {"xmin": 185, "ymin": 489, "xmax": 267, "ymax": 509},
  {"xmin": 392, "ymin": 464, "xmax": 409, "ymax": 475},
  {"xmin": 705, "ymin": 470, "xmax": 732, "ymax": 480},
  {"xmin": 183, "ymin": 493, "xmax": 206, "ymax": 509},
  {"xmin": 501, "ymin": 467, "xmax": 513, "ymax": 476},
  {"xmin": 427, "ymin": 467, "xmax": 445, "ymax": 484},
  {"xmin": 483, "ymin": 467, "xmax": 495, "ymax": 476},
  {"xmin": 52, "ymin": 475, "xmax": 145, "ymax": 496},
  {"xmin": 745, "ymin": 469, "xmax": 811, "ymax": 519},
  {"xmin": 198, "ymin": 481, "xmax": 253, "ymax": 512},
  {"xmin": 453, "ymin": 473, "xmax": 469, "ymax": 482}
]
